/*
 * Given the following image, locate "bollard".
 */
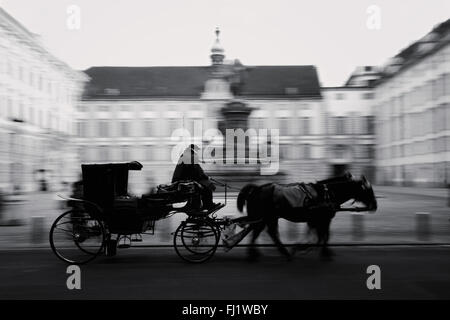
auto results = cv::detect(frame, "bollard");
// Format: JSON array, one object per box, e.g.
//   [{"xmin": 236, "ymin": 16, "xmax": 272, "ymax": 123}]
[
  {"xmin": 31, "ymin": 216, "xmax": 46, "ymax": 244},
  {"xmin": 351, "ymin": 212, "xmax": 365, "ymax": 241},
  {"xmin": 415, "ymin": 212, "xmax": 431, "ymax": 241},
  {"xmin": 2, "ymin": 198, "xmax": 26, "ymax": 226}
]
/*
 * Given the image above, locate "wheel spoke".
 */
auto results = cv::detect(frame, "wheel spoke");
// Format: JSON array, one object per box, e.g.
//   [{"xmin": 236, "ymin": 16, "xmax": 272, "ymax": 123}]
[
  {"xmin": 173, "ymin": 219, "xmax": 219, "ymax": 263},
  {"xmin": 50, "ymin": 210, "xmax": 104, "ymax": 264}
]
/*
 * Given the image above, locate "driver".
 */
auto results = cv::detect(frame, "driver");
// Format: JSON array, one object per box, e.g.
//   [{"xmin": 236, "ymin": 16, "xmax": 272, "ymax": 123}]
[{"xmin": 171, "ymin": 144, "xmax": 220, "ymax": 210}]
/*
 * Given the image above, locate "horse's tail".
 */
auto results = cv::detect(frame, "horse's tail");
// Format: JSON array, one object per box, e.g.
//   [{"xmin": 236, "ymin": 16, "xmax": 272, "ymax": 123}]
[{"xmin": 237, "ymin": 184, "xmax": 258, "ymax": 212}]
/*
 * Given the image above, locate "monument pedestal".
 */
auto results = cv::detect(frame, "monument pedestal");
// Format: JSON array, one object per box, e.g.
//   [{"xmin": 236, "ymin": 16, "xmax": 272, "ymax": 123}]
[{"xmin": 208, "ymin": 100, "xmax": 285, "ymax": 188}]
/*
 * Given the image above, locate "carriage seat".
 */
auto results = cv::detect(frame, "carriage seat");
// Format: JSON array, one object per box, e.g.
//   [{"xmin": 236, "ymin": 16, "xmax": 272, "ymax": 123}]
[
  {"xmin": 157, "ymin": 180, "xmax": 202, "ymax": 195},
  {"xmin": 273, "ymin": 183, "xmax": 319, "ymax": 209},
  {"xmin": 142, "ymin": 180, "xmax": 202, "ymax": 205}
]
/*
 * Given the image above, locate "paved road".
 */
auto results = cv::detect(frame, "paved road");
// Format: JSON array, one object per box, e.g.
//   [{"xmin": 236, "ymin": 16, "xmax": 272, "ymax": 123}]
[{"xmin": 1, "ymin": 246, "xmax": 450, "ymax": 299}]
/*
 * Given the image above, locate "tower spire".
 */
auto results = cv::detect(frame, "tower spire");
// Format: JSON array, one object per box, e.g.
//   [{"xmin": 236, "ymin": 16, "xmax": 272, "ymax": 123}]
[{"xmin": 210, "ymin": 27, "xmax": 225, "ymax": 65}]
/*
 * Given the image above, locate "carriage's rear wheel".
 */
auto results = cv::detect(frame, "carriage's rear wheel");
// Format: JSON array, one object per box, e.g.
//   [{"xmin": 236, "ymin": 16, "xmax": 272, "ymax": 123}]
[
  {"xmin": 49, "ymin": 210, "xmax": 105, "ymax": 264},
  {"xmin": 173, "ymin": 218, "xmax": 219, "ymax": 263}
]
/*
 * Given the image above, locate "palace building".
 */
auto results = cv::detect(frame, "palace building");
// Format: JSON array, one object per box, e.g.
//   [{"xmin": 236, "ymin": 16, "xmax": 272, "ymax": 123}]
[
  {"xmin": 76, "ymin": 29, "xmax": 331, "ymax": 193},
  {"xmin": 374, "ymin": 19, "xmax": 450, "ymax": 187},
  {"xmin": 0, "ymin": 8, "xmax": 87, "ymax": 193}
]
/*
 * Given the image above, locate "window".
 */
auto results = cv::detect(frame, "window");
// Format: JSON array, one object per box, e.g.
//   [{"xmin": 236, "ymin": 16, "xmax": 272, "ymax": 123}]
[
  {"xmin": 336, "ymin": 93, "xmax": 345, "ymax": 100},
  {"xmin": 288, "ymin": 118, "xmax": 299, "ymax": 135},
  {"xmin": 98, "ymin": 146, "xmax": 110, "ymax": 161},
  {"xmin": 280, "ymin": 145, "xmax": 290, "ymax": 160},
  {"xmin": 6, "ymin": 98, "xmax": 12, "ymax": 119},
  {"xmin": 154, "ymin": 147, "xmax": 169, "ymax": 161},
  {"xmin": 121, "ymin": 146, "xmax": 129, "ymax": 161},
  {"xmin": 46, "ymin": 112, "xmax": 52, "ymax": 129},
  {"xmin": 368, "ymin": 146, "xmax": 375, "ymax": 159},
  {"xmin": 18, "ymin": 65, "xmax": 24, "ymax": 81},
  {"xmin": 98, "ymin": 121, "xmax": 109, "ymax": 137},
  {"xmin": 362, "ymin": 92, "xmax": 374, "ymax": 100},
  {"xmin": 29, "ymin": 107, "xmax": 35, "ymax": 125},
  {"xmin": 335, "ymin": 145, "xmax": 346, "ymax": 158},
  {"xmin": 145, "ymin": 145, "xmax": 153, "ymax": 161},
  {"xmin": 6, "ymin": 59, "xmax": 13, "ymax": 76},
  {"xmin": 285, "ymin": 87, "xmax": 299, "ymax": 95},
  {"xmin": 445, "ymin": 73, "xmax": 450, "ymax": 96},
  {"xmin": 356, "ymin": 145, "xmax": 367, "ymax": 159},
  {"xmin": 38, "ymin": 74, "xmax": 43, "ymax": 91},
  {"xmin": 168, "ymin": 118, "xmax": 182, "ymax": 136},
  {"xmin": 279, "ymin": 118, "xmax": 289, "ymax": 136},
  {"xmin": 335, "ymin": 117, "xmax": 345, "ymax": 135},
  {"xmin": 366, "ymin": 116, "xmax": 375, "ymax": 134},
  {"xmin": 187, "ymin": 118, "xmax": 202, "ymax": 136},
  {"xmin": 18, "ymin": 102, "xmax": 24, "ymax": 121},
  {"xmin": 300, "ymin": 117, "xmax": 310, "ymax": 135},
  {"xmin": 303, "ymin": 144, "xmax": 311, "ymax": 159},
  {"xmin": 120, "ymin": 121, "xmax": 129, "ymax": 137},
  {"xmin": 77, "ymin": 122, "xmax": 88, "ymax": 137},
  {"xmin": 78, "ymin": 147, "xmax": 87, "ymax": 162},
  {"xmin": 446, "ymin": 103, "xmax": 450, "ymax": 130},
  {"xmin": 38, "ymin": 110, "xmax": 43, "ymax": 127},
  {"xmin": 144, "ymin": 120, "xmax": 155, "ymax": 137}
]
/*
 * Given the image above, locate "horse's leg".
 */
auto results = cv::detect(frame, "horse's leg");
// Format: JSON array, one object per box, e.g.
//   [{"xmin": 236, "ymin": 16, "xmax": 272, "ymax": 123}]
[
  {"xmin": 248, "ymin": 222, "xmax": 265, "ymax": 261},
  {"xmin": 267, "ymin": 219, "xmax": 291, "ymax": 261},
  {"xmin": 291, "ymin": 223, "xmax": 313, "ymax": 255},
  {"xmin": 319, "ymin": 217, "xmax": 334, "ymax": 259}
]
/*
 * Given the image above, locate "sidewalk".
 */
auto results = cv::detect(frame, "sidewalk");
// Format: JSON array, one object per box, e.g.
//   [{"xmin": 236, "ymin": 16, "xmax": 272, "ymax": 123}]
[
  {"xmin": 0, "ymin": 187, "xmax": 449, "ymax": 249},
  {"xmin": 374, "ymin": 185, "xmax": 448, "ymax": 199}
]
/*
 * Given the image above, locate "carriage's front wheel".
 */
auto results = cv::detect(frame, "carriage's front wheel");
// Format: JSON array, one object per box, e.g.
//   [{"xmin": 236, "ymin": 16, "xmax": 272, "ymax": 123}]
[
  {"xmin": 173, "ymin": 218, "xmax": 219, "ymax": 263},
  {"xmin": 49, "ymin": 210, "xmax": 105, "ymax": 264}
]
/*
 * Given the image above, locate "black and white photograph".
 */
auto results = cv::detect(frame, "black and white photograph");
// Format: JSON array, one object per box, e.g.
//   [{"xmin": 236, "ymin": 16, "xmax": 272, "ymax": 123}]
[{"xmin": 0, "ymin": 0, "xmax": 449, "ymax": 308}]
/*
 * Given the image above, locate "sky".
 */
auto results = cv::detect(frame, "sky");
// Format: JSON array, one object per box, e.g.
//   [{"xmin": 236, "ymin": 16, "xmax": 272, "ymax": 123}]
[{"xmin": 1, "ymin": 0, "xmax": 449, "ymax": 86}]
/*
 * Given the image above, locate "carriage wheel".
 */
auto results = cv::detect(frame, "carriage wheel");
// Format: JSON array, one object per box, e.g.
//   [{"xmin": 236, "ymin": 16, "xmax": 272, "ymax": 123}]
[
  {"xmin": 173, "ymin": 218, "xmax": 219, "ymax": 263},
  {"xmin": 49, "ymin": 210, "xmax": 105, "ymax": 264}
]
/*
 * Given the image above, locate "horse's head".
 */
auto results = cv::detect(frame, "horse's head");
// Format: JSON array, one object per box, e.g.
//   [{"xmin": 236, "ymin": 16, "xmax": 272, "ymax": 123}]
[{"xmin": 354, "ymin": 175, "xmax": 377, "ymax": 212}]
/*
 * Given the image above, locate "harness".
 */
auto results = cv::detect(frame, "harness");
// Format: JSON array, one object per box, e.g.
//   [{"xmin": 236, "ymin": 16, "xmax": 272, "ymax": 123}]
[{"xmin": 322, "ymin": 183, "xmax": 331, "ymax": 203}]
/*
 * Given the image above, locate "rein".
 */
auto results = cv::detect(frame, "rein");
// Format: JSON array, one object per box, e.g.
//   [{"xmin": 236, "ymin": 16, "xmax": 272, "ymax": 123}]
[{"xmin": 209, "ymin": 177, "xmax": 241, "ymax": 191}]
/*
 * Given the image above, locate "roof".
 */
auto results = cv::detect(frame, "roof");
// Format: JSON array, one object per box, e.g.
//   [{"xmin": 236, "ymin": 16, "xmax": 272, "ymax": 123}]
[
  {"xmin": 0, "ymin": 7, "xmax": 88, "ymax": 82},
  {"xmin": 375, "ymin": 18, "xmax": 450, "ymax": 86},
  {"xmin": 239, "ymin": 65, "xmax": 321, "ymax": 98},
  {"xmin": 82, "ymin": 65, "xmax": 321, "ymax": 99},
  {"xmin": 0, "ymin": 7, "xmax": 35, "ymax": 39}
]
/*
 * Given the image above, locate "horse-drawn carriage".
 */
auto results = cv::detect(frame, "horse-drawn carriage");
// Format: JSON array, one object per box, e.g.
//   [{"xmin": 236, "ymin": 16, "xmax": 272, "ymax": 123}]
[
  {"xmin": 49, "ymin": 161, "xmax": 378, "ymax": 264},
  {"xmin": 49, "ymin": 161, "xmax": 237, "ymax": 264}
]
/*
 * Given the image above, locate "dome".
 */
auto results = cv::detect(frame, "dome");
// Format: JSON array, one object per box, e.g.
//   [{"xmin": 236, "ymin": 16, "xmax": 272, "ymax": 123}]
[{"xmin": 211, "ymin": 40, "xmax": 224, "ymax": 53}]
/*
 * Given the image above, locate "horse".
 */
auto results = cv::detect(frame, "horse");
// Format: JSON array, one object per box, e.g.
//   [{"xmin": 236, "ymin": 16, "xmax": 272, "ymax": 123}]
[{"xmin": 236, "ymin": 173, "xmax": 377, "ymax": 260}]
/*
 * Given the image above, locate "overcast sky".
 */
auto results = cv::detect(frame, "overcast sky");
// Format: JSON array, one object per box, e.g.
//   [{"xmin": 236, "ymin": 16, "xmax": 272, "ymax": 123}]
[{"xmin": 1, "ymin": 0, "xmax": 449, "ymax": 86}]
